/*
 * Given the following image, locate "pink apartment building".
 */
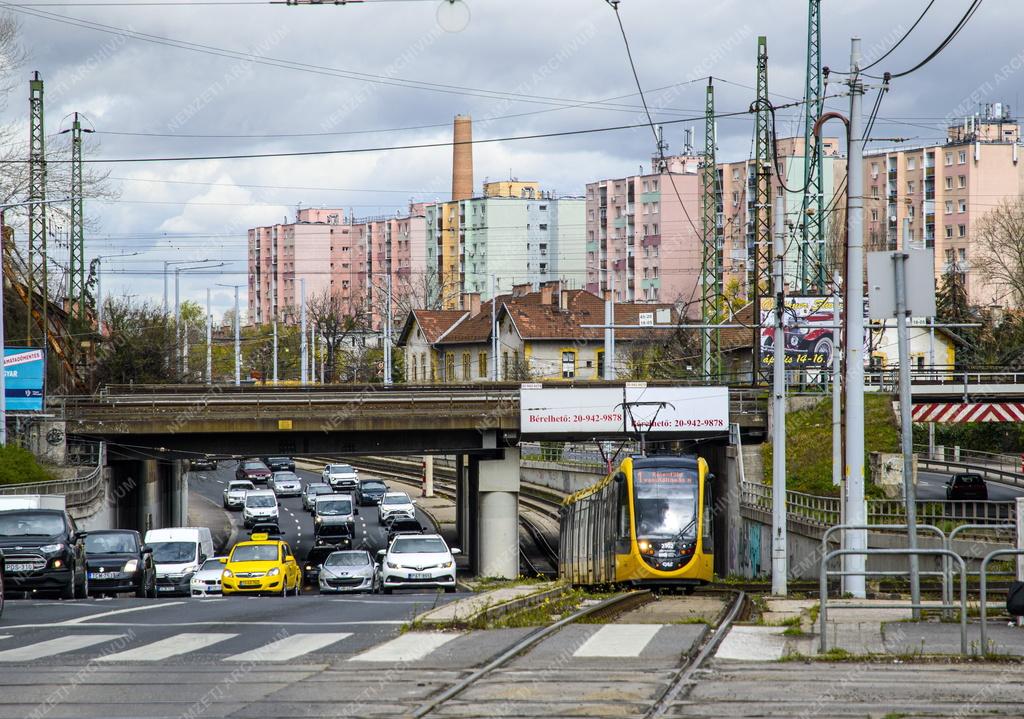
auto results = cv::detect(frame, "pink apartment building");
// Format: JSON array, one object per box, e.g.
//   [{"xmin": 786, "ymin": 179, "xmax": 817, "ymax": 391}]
[
  {"xmin": 248, "ymin": 205, "xmax": 428, "ymax": 329},
  {"xmin": 864, "ymin": 106, "xmax": 1023, "ymax": 306}
]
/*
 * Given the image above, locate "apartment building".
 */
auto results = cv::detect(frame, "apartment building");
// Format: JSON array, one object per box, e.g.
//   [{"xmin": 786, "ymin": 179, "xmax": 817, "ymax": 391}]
[
  {"xmin": 864, "ymin": 105, "xmax": 1023, "ymax": 306},
  {"xmin": 424, "ymin": 181, "xmax": 586, "ymax": 309},
  {"xmin": 247, "ymin": 205, "xmax": 428, "ymax": 328}
]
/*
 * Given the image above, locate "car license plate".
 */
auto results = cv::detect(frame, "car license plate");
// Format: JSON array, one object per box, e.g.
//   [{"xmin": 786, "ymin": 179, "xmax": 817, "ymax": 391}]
[
  {"xmin": 409, "ymin": 572, "xmax": 431, "ymax": 580},
  {"xmin": 6, "ymin": 563, "xmax": 34, "ymax": 572},
  {"xmin": 157, "ymin": 585, "xmax": 175, "ymax": 592},
  {"xmin": 240, "ymin": 580, "xmax": 260, "ymax": 587},
  {"xmin": 87, "ymin": 572, "xmax": 105, "ymax": 579}
]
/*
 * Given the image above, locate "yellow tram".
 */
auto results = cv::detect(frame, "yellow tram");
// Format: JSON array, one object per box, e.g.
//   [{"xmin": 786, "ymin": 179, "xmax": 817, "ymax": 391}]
[{"xmin": 558, "ymin": 454, "xmax": 713, "ymax": 587}]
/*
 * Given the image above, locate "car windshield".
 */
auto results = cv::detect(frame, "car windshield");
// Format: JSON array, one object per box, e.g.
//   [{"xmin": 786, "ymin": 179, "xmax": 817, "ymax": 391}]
[
  {"xmin": 361, "ymin": 481, "xmax": 386, "ymax": 491},
  {"xmin": 200, "ymin": 558, "xmax": 225, "ymax": 571},
  {"xmin": 317, "ymin": 499, "xmax": 352, "ymax": 516},
  {"xmin": 958, "ymin": 475, "xmax": 983, "ymax": 485},
  {"xmin": 229, "ymin": 482, "xmax": 254, "ymax": 492},
  {"xmin": 85, "ymin": 533, "xmax": 137, "ymax": 554},
  {"xmin": 274, "ymin": 473, "xmax": 298, "ymax": 482},
  {"xmin": 391, "ymin": 537, "xmax": 447, "ymax": 554},
  {"xmin": 231, "ymin": 544, "xmax": 280, "ymax": 562},
  {"xmin": 325, "ymin": 551, "xmax": 369, "ymax": 567},
  {"xmin": 149, "ymin": 541, "xmax": 197, "ymax": 563},
  {"xmin": 307, "ymin": 485, "xmax": 330, "ymax": 494},
  {"xmin": 329, "ymin": 465, "xmax": 354, "ymax": 474},
  {"xmin": 633, "ymin": 467, "xmax": 699, "ymax": 540},
  {"xmin": 0, "ymin": 512, "xmax": 65, "ymax": 537},
  {"xmin": 382, "ymin": 494, "xmax": 410, "ymax": 505},
  {"xmin": 246, "ymin": 495, "xmax": 276, "ymax": 508},
  {"xmin": 268, "ymin": 457, "xmax": 289, "ymax": 463},
  {"xmin": 243, "ymin": 462, "xmax": 266, "ymax": 470},
  {"xmin": 391, "ymin": 520, "xmax": 421, "ymax": 532}
]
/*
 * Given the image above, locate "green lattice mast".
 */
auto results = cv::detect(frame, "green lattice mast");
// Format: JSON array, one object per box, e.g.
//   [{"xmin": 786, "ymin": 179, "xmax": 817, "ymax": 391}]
[
  {"xmin": 800, "ymin": 0, "xmax": 826, "ymax": 292},
  {"xmin": 69, "ymin": 112, "xmax": 85, "ymax": 323},
  {"xmin": 700, "ymin": 78, "xmax": 722, "ymax": 381},
  {"xmin": 27, "ymin": 71, "xmax": 47, "ymax": 345},
  {"xmin": 752, "ymin": 36, "xmax": 773, "ymax": 378}
]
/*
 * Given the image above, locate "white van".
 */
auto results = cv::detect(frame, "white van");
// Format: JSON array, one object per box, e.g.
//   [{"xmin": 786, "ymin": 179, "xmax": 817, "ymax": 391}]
[
  {"xmin": 144, "ymin": 527, "xmax": 215, "ymax": 597},
  {"xmin": 242, "ymin": 489, "xmax": 279, "ymax": 529}
]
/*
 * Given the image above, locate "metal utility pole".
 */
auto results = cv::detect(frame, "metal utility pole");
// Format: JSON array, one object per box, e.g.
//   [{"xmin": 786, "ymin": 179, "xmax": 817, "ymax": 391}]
[
  {"xmin": 490, "ymin": 273, "xmax": 498, "ymax": 381},
  {"xmin": 233, "ymin": 285, "xmax": 240, "ymax": 386},
  {"xmin": 771, "ymin": 206, "xmax": 788, "ymax": 596},
  {"xmin": 206, "ymin": 288, "xmax": 212, "ymax": 385},
  {"xmin": 310, "ymin": 326, "xmax": 316, "ymax": 383},
  {"xmin": 384, "ymin": 271, "xmax": 393, "ymax": 386},
  {"xmin": 752, "ymin": 36, "xmax": 773, "ymax": 382},
  {"xmin": 701, "ymin": 77, "xmax": 722, "ymax": 381},
  {"xmin": 272, "ymin": 320, "xmax": 278, "ymax": 384},
  {"xmin": 894, "ymin": 241, "xmax": 921, "ymax": 616},
  {"xmin": 832, "ymin": 274, "xmax": 842, "ymax": 492},
  {"xmin": 800, "ymin": 0, "xmax": 826, "ymax": 292},
  {"xmin": 27, "ymin": 72, "xmax": 47, "ymax": 346},
  {"xmin": 844, "ymin": 37, "xmax": 868, "ymax": 599},
  {"xmin": 604, "ymin": 269, "xmax": 616, "ymax": 380},
  {"xmin": 68, "ymin": 114, "xmax": 87, "ymax": 322},
  {"xmin": 300, "ymin": 278, "xmax": 308, "ymax": 384}
]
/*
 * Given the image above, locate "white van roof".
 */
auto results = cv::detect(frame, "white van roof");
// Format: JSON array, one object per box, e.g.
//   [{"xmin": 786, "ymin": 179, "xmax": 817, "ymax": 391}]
[
  {"xmin": 246, "ymin": 489, "xmax": 276, "ymax": 497},
  {"xmin": 144, "ymin": 527, "xmax": 212, "ymax": 543}
]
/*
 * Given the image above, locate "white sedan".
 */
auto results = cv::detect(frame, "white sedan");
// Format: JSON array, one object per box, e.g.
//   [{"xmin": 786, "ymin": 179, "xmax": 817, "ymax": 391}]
[
  {"xmin": 189, "ymin": 557, "xmax": 227, "ymax": 597},
  {"xmin": 378, "ymin": 534, "xmax": 459, "ymax": 594}
]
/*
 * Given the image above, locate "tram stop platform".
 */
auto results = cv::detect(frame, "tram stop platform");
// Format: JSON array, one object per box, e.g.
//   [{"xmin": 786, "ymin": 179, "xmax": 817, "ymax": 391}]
[{"xmin": 715, "ymin": 598, "xmax": 1024, "ymax": 661}]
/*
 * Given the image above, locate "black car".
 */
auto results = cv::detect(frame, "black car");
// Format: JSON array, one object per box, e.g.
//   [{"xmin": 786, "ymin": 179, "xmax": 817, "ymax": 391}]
[
  {"xmin": 314, "ymin": 523, "xmax": 352, "ymax": 549},
  {"xmin": 302, "ymin": 546, "xmax": 335, "ymax": 586},
  {"xmin": 385, "ymin": 517, "xmax": 424, "ymax": 546},
  {"xmin": 235, "ymin": 459, "xmax": 272, "ymax": 484},
  {"xmin": 0, "ymin": 509, "xmax": 88, "ymax": 599},
  {"xmin": 249, "ymin": 522, "xmax": 283, "ymax": 539},
  {"xmin": 946, "ymin": 473, "xmax": 989, "ymax": 500},
  {"xmin": 84, "ymin": 529, "xmax": 156, "ymax": 598},
  {"xmin": 0, "ymin": 548, "xmax": 5, "ymax": 618},
  {"xmin": 188, "ymin": 456, "xmax": 218, "ymax": 471},
  {"xmin": 262, "ymin": 456, "xmax": 295, "ymax": 473},
  {"xmin": 356, "ymin": 479, "xmax": 389, "ymax": 506}
]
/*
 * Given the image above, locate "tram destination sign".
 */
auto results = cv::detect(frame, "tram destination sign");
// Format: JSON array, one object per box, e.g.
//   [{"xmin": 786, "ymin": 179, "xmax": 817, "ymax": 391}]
[{"xmin": 519, "ymin": 385, "xmax": 729, "ymax": 435}]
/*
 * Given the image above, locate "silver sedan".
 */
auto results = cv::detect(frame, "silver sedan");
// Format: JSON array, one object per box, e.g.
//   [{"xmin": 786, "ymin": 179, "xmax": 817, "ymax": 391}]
[
  {"xmin": 270, "ymin": 471, "xmax": 302, "ymax": 497},
  {"xmin": 318, "ymin": 549, "xmax": 379, "ymax": 594}
]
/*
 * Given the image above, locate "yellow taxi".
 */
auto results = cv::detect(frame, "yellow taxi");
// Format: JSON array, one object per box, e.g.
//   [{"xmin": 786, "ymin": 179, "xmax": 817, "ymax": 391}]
[{"xmin": 221, "ymin": 534, "xmax": 302, "ymax": 596}]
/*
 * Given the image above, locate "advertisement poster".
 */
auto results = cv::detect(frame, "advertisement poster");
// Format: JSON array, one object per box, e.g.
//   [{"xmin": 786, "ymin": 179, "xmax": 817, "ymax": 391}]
[
  {"xmin": 4, "ymin": 348, "xmax": 45, "ymax": 411},
  {"xmin": 759, "ymin": 296, "xmax": 838, "ymax": 369}
]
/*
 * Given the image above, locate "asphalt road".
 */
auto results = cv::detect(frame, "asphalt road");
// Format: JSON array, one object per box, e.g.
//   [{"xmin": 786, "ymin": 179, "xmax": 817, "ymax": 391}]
[{"xmin": 916, "ymin": 469, "xmax": 1024, "ymax": 501}]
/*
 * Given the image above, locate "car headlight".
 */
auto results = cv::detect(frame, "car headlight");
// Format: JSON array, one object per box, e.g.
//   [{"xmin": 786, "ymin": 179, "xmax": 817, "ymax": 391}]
[
  {"xmin": 223, "ymin": 569, "xmax": 233, "ymax": 578},
  {"xmin": 314, "ymin": 517, "xmax": 322, "ymax": 524},
  {"xmin": 267, "ymin": 567, "xmax": 281, "ymax": 577},
  {"xmin": 39, "ymin": 543, "xmax": 64, "ymax": 553},
  {"xmin": 440, "ymin": 561, "xmax": 453, "ymax": 569},
  {"xmin": 386, "ymin": 562, "xmax": 399, "ymax": 569},
  {"xmin": 123, "ymin": 559, "xmax": 139, "ymax": 573}
]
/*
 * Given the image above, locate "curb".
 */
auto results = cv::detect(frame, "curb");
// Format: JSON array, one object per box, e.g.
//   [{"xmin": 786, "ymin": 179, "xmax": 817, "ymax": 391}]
[{"xmin": 416, "ymin": 583, "xmax": 566, "ymax": 627}]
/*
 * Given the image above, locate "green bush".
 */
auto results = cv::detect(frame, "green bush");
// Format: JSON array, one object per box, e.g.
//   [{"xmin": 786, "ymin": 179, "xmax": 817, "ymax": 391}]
[
  {"xmin": 763, "ymin": 394, "xmax": 899, "ymax": 497},
  {"xmin": 0, "ymin": 444, "xmax": 55, "ymax": 485}
]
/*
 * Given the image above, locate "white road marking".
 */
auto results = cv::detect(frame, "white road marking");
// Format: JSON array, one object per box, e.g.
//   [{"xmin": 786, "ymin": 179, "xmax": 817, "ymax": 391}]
[
  {"xmin": 224, "ymin": 632, "xmax": 352, "ymax": 662},
  {"xmin": 349, "ymin": 631, "xmax": 461, "ymax": 663},
  {"xmin": 573, "ymin": 624, "xmax": 663, "ymax": 657},
  {"xmin": 0, "ymin": 634, "xmax": 123, "ymax": 662},
  {"xmin": 97, "ymin": 632, "xmax": 236, "ymax": 662},
  {"xmin": 715, "ymin": 626, "xmax": 787, "ymax": 661},
  {"xmin": 0, "ymin": 635, "xmax": 9, "ymax": 641},
  {"xmin": 0, "ymin": 620, "xmax": 406, "ymax": 629},
  {"xmin": 59, "ymin": 602, "xmax": 185, "ymax": 625}
]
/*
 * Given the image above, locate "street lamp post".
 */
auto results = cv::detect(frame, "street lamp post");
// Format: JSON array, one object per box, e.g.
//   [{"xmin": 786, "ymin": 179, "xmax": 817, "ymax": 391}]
[
  {"xmin": 217, "ymin": 283, "xmax": 244, "ymax": 386},
  {"xmin": 92, "ymin": 251, "xmax": 142, "ymax": 333},
  {"xmin": 174, "ymin": 262, "xmax": 225, "ymax": 375}
]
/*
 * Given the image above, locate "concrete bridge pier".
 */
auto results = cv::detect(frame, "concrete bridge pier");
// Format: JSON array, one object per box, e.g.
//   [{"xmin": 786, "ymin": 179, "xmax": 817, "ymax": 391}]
[{"xmin": 475, "ymin": 447, "xmax": 520, "ymax": 580}]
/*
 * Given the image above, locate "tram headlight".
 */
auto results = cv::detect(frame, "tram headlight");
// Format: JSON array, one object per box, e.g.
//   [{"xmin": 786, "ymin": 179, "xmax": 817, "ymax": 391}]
[{"xmin": 637, "ymin": 540, "xmax": 654, "ymax": 555}]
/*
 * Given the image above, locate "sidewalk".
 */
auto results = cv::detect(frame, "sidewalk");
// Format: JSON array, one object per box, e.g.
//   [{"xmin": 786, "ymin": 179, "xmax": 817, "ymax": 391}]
[{"xmin": 187, "ymin": 488, "xmax": 235, "ymax": 554}]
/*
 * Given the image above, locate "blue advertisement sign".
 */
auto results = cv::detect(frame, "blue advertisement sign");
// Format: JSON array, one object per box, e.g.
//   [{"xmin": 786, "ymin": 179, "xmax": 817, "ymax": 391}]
[{"xmin": 5, "ymin": 348, "xmax": 45, "ymax": 412}]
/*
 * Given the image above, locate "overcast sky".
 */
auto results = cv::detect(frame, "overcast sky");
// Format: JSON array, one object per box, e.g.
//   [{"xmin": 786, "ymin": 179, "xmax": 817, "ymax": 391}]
[{"xmin": 2, "ymin": 0, "xmax": 1020, "ymax": 319}]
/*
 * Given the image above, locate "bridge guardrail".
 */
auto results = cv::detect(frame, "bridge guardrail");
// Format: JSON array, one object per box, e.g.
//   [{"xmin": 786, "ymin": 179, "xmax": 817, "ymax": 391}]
[
  {"xmin": 0, "ymin": 442, "xmax": 105, "ymax": 509},
  {"xmin": 916, "ymin": 456, "xmax": 1024, "ymax": 491}
]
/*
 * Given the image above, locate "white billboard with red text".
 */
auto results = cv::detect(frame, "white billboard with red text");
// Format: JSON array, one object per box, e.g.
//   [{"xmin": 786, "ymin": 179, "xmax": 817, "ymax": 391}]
[{"xmin": 519, "ymin": 385, "xmax": 729, "ymax": 435}]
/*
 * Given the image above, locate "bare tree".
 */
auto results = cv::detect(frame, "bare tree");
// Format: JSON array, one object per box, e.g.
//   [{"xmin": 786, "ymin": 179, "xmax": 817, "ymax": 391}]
[
  {"xmin": 975, "ymin": 196, "xmax": 1024, "ymax": 305},
  {"xmin": 307, "ymin": 287, "xmax": 372, "ymax": 383}
]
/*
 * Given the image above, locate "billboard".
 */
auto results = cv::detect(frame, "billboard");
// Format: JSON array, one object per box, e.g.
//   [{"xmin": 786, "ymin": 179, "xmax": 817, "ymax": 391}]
[
  {"xmin": 759, "ymin": 296, "xmax": 838, "ymax": 370},
  {"xmin": 520, "ymin": 385, "xmax": 729, "ymax": 435},
  {"xmin": 4, "ymin": 348, "xmax": 45, "ymax": 412}
]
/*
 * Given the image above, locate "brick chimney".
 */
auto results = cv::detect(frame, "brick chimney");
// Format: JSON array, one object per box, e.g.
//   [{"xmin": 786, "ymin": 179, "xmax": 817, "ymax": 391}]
[
  {"xmin": 560, "ymin": 289, "xmax": 571, "ymax": 310},
  {"xmin": 461, "ymin": 292, "xmax": 481, "ymax": 316},
  {"xmin": 451, "ymin": 115, "xmax": 473, "ymax": 201},
  {"xmin": 540, "ymin": 285, "xmax": 554, "ymax": 305},
  {"xmin": 512, "ymin": 282, "xmax": 532, "ymax": 297}
]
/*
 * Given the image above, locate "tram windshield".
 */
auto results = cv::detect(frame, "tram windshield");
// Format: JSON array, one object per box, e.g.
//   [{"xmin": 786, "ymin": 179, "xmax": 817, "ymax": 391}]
[{"xmin": 633, "ymin": 467, "xmax": 699, "ymax": 539}]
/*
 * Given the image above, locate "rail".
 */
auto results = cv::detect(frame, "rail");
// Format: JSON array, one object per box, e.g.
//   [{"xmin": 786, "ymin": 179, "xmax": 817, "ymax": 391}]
[
  {"xmin": 819, "ymin": 547, "xmax": 968, "ymax": 655},
  {"xmin": 0, "ymin": 442, "xmax": 105, "ymax": 509},
  {"xmin": 979, "ymin": 548, "xmax": 1024, "ymax": 655},
  {"xmin": 943, "ymin": 524, "xmax": 1017, "ymax": 617}
]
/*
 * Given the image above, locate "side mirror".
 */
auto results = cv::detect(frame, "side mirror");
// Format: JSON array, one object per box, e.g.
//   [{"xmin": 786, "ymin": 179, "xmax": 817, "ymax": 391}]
[
  {"xmin": 286, "ymin": 555, "xmax": 295, "ymax": 563},
  {"xmin": 218, "ymin": 557, "xmax": 227, "ymax": 563},
  {"xmin": 410, "ymin": 499, "xmax": 417, "ymax": 505},
  {"xmin": 141, "ymin": 545, "xmax": 153, "ymax": 554},
  {"xmin": 354, "ymin": 508, "xmax": 359, "ymax": 515},
  {"xmin": 198, "ymin": 554, "xmax": 208, "ymax": 564},
  {"xmin": 377, "ymin": 550, "xmax": 386, "ymax": 557},
  {"xmin": 450, "ymin": 548, "xmax": 461, "ymax": 555}
]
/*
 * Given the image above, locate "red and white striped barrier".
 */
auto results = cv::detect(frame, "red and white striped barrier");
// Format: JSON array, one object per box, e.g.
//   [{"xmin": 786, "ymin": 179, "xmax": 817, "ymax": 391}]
[{"xmin": 911, "ymin": 402, "xmax": 1024, "ymax": 423}]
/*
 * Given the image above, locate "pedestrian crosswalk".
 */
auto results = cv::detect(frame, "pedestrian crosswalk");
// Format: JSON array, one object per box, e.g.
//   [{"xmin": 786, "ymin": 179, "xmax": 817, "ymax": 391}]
[{"xmin": 0, "ymin": 624, "xmax": 673, "ymax": 665}]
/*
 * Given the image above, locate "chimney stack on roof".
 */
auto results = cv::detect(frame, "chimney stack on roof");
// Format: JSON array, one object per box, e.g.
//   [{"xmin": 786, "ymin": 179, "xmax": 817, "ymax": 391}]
[
  {"xmin": 560, "ymin": 289, "xmax": 571, "ymax": 311},
  {"xmin": 512, "ymin": 282, "xmax": 532, "ymax": 297},
  {"xmin": 451, "ymin": 115, "xmax": 473, "ymax": 201},
  {"xmin": 461, "ymin": 292, "xmax": 481, "ymax": 316},
  {"xmin": 540, "ymin": 285, "xmax": 554, "ymax": 306}
]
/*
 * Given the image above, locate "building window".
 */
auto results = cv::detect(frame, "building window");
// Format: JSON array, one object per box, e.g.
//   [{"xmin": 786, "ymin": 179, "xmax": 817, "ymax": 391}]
[
  {"xmin": 944, "ymin": 201, "xmax": 953, "ymax": 214},
  {"xmin": 871, "ymin": 186, "xmax": 879, "ymax": 198},
  {"xmin": 561, "ymin": 350, "xmax": 576, "ymax": 379},
  {"xmin": 652, "ymin": 202, "xmax": 659, "ymax": 214},
  {"xmin": 958, "ymin": 224, "xmax": 966, "ymax": 237},
  {"xmin": 945, "ymin": 249, "xmax": 954, "ymax": 263},
  {"xmin": 502, "ymin": 351, "xmax": 509, "ymax": 379},
  {"xmin": 478, "ymin": 352, "xmax": 488, "ymax": 378},
  {"xmin": 539, "ymin": 224, "xmax": 548, "ymax": 230},
  {"xmin": 596, "ymin": 349, "xmax": 605, "ymax": 378},
  {"xmin": 462, "ymin": 352, "xmax": 471, "ymax": 381},
  {"xmin": 445, "ymin": 353, "xmax": 455, "ymax": 382},
  {"xmin": 945, "ymin": 152, "xmax": 953, "ymax": 166},
  {"xmin": 908, "ymin": 205, "xmax": 915, "ymax": 218},
  {"xmin": 907, "ymin": 157, "xmax": 916, "ymax": 170},
  {"xmin": 907, "ymin": 181, "xmax": 915, "ymax": 194},
  {"xmin": 871, "ymin": 209, "xmax": 878, "ymax": 221},
  {"xmin": 945, "ymin": 225, "xmax": 953, "ymax": 238},
  {"xmin": 958, "ymin": 175, "xmax": 966, "ymax": 188},
  {"xmin": 420, "ymin": 354, "xmax": 427, "ymax": 383},
  {"xmin": 411, "ymin": 357, "xmax": 418, "ymax": 382},
  {"xmin": 944, "ymin": 176, "xmax": 953, "ymax": 190},
  {"xmin": 652, "ymin": 223, "xmax": 659, "ymax": 234},
  {"xmin": 642, "ymin": 180, "xmax": 649, "ymax": 192},
  {"xmin": 958, "ymin": 199, "xmax": 967, "ymax": 213},
  {"xmin": 958, "ymin": 151, "xmax": 967, "ymax": 164},
  {"xmin": 652, "ymin": 180, "xmax": 658, "ymax": 191},
  {"xmin": 958, "ymin": 248, "xmax": 967, "ymax": 261},
  {"xmin": 871, "ymin": 162, "xmax": 879, "ymax": 177}
]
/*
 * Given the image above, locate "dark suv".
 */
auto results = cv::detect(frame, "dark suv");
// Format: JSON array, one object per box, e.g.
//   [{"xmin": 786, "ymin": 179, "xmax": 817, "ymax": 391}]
[
  {"xmin": 84, "ymin": 529, "xmax": 156, "ymax": 598},
  {"xmin": 356, "ymin": 479, "xmax": 389, "ymax": 506},
  {"xmin": 263, "ymin": 456, "xmax": 295, "ymax": 473},
  {"xmin": 946, "ymin": 473, "xmax": 989, "ymax": 500},
  {"xmin": 0, "ymin": 509, "xmax": 88, "ymax": 599}
]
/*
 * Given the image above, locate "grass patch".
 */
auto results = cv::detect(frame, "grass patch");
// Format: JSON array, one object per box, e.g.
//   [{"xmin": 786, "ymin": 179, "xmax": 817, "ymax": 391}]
[
  {"xmin": 0, "ymin": 444, "xmax": 55, "ymax": 485},
  {"xmin": 763, "ymin": 395, "xmax": 898, "ymax": 497},
  {"xmin": 759, "ymin": 615, "xmax": 802, "ymax": 627},
  {"xmin": 782, "ymin": 625, "xmax": 807, "ymax": 637},
  {"xmin": 469, "ymin": 575, "xmax": 552, "ymax": 592},
  {"xmin": 489, "ymin": 589, "xmax": 586, "ymax": 628}
]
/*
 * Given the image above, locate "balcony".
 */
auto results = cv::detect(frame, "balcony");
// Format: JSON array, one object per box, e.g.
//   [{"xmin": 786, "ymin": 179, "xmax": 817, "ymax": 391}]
[{"xmin": 641, "ymin": 233, "xmax": 661, "ymax": 248}]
